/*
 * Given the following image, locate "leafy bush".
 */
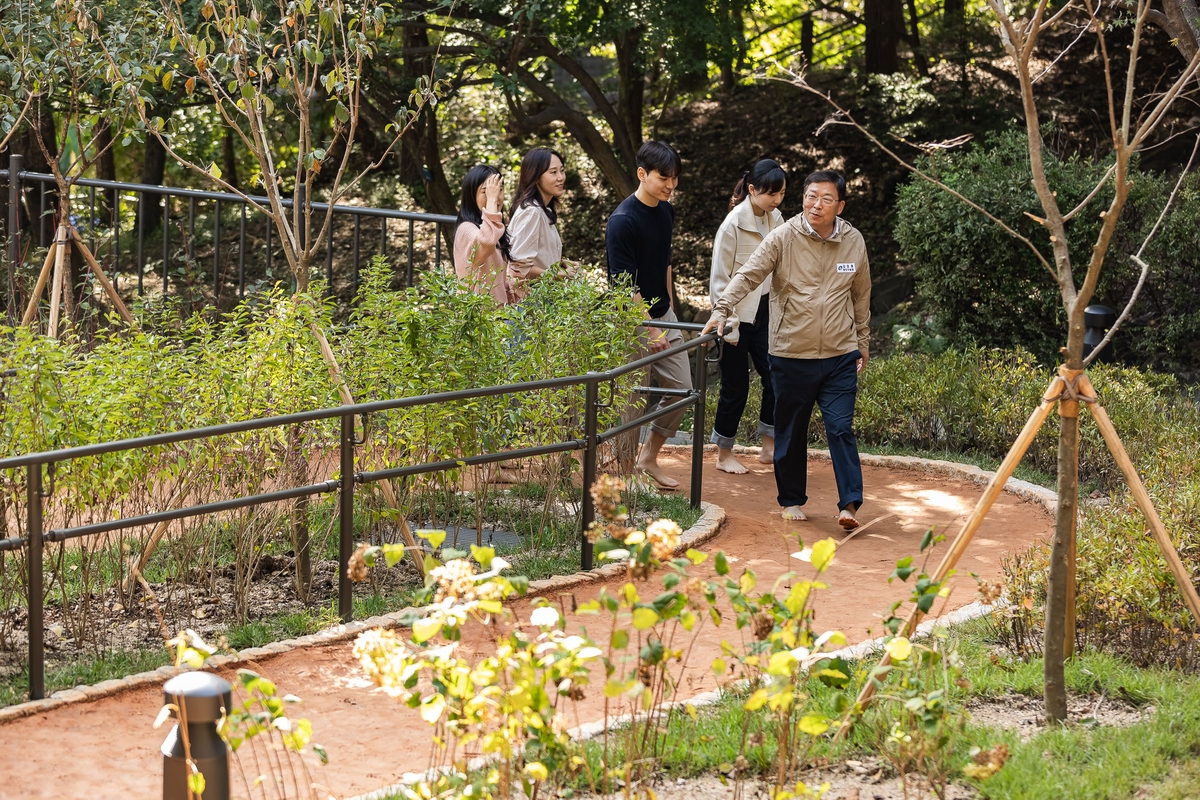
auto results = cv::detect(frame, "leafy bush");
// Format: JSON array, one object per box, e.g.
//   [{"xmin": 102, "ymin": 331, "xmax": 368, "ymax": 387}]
[
  {"xmin": 0, "ymin": 263, "xmax": 644, "ymax": 666},
  {"xmin": 894, "ymin": 130, "xmax": 1200, "ymax": 374}
]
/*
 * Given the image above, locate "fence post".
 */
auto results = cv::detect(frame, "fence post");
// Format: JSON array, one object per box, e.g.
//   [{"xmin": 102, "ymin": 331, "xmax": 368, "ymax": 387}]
[
  {"xmin": 26, "ymin": 461, "xmax": 44, "ymax": 700},
  {"xmin": 690, "ymin": 340, "xmax": 711, "ymax": 510},
  {"xmin": 338, "ymin": 412, "xmax": 354, "ymax": 622},
  {"xmin": 580, "ymin": 376, "xmax": 599, "ymax": 571},
  {"xmin": 7, "ymin": 153, "xmax": 21, "ymax": 322},
  {"xmin": 161, "ymin": 671, "xmax": 232, "ymax": 800}
]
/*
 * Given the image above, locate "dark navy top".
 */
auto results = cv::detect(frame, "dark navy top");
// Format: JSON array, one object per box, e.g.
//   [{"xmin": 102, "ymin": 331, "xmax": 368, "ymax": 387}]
[{"xmin": 605, "ymin": 194, "xmax": 674, "ymax": 319}]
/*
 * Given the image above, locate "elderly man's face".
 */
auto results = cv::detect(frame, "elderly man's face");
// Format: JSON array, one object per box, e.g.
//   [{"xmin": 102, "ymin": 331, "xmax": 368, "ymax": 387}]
[{"xmin": 802, "ymin": 181, "xmax": 845, "ymax": 235}]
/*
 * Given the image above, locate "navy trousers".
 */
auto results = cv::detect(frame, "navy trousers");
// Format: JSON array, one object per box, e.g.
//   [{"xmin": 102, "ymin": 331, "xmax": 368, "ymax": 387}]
[{"xmin": 770, "ymin": 350, "xmax": 863, "ymax": 511}]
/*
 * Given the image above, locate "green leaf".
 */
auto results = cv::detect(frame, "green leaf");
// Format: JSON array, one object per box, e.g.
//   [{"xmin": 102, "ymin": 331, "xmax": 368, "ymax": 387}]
[
  {"xmin": 412, "ymin": 617, "xmax": 441, "ymax": 643},
  {"xmin": 686, "ymin": 548, "xmax": 707, "ymax": 565},
  {"xmin": 715, "ymin": 551, "xmax": 729, "ymax": 576},
  {"xmin": 920, "ymin": 528, "xmax": 934, "ymax": 552},
  {"xmin": 334, "ymin": 101, "xmax": 349, "ymax": 123},
  {"xmin": 611, "ymin": 629, "xmax": 629, "ymax": 650},
  {"xmin": 187, "ymin": 771, "xmax": 206, "ymax": 796}
]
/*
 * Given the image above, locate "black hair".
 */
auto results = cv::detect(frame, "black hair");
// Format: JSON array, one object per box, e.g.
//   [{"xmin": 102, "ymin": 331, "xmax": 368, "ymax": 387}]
[
  {"xmin": 456, "ymin": 164, "xmax": 512, "ymax": 261},
  {"xmin": 802, "ymin": 170, "xmax": 847, "ymax": 202},
  {"xmin": 636, "ymin": 140, "xmax": 682, "ymax": 179},
  {"xmin": 511, "ymin": 146, "xmax": 564, "ymax": 224},
  {"xmin": 730, "ymin": 159, "xmax": 787, "ymax": 211}
]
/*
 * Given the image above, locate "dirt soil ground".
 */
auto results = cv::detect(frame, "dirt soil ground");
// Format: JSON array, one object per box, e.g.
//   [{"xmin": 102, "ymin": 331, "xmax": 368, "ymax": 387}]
[{"xmin": 0, "ymin": 451, "xmax": 1053, "ymax": 800}]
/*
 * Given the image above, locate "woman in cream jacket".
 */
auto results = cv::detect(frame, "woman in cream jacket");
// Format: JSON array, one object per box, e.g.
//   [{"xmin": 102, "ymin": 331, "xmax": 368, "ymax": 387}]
[{"xmin": 708, "ymin": 159, "xmax": 787, "ymax": 474}]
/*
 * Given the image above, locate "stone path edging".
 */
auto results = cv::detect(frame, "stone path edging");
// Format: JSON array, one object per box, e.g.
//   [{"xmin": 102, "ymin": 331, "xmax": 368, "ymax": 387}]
[{"xmin": 0, "ymin": 502, "xmax": 726, "ymax": 725}]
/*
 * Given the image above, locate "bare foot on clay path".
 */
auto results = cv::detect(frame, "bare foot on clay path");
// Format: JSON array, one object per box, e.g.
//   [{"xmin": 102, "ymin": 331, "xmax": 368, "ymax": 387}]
[
  {"xmin": 758, "ymin": 436, "xmax": 775, "ymax": 464},
  {"xmin": 715, "ymin": 449, "xmax": 748, "ymax": 474},
  {"xmin": 782, "ymin": 505, "xmax": 808, "ymax": 521},
  {"xmin": 635, "ymin": 459, "xmax": 680, "ymax": 490}
]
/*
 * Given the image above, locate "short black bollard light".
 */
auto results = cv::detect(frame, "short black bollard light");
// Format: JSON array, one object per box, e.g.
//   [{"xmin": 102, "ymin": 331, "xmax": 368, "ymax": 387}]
[
  {"xmin": 1082, "ymin": 304, "xmax": 1118, "ymax": 362},
  {"xmin": 162, "ymin": 671, "xmax": 232, "ymax": 800}
]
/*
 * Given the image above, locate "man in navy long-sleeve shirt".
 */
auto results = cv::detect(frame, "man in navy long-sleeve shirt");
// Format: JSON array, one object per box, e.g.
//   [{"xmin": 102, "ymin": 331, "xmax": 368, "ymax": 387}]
[{"xmin": 606, "ymin": 141, "xmax": 692, "ymax": 491}]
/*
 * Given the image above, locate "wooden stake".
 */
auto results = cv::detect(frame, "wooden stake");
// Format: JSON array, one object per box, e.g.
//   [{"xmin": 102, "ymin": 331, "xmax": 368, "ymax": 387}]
[
  {"xmin": 69, "ymin": 226, "xmax": 135, "ymax": 326},
  {"xmin": 47, "ymin": 224, "xmax": 67, "ymax": 339},
  {"xmin": 20, "ymin": 240, "xmax": 59, "ymax": 326},
  {"xmin": 1081, "ymin": 374, "xmax": 1200, "ymax": 625},
  {"xmin": 836, "ymin": 374, "xmax": 1063, "ymax": 739}
]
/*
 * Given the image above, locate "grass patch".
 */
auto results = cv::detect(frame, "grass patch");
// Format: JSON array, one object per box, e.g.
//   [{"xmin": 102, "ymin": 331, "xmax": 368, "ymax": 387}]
[
  {"xmin": 567, "ymin": 618, "xmax": 1200, "ymax": 799},
  {"xmin": 0, "ymin": 646, "xmax": 172, "ymax": 708}
]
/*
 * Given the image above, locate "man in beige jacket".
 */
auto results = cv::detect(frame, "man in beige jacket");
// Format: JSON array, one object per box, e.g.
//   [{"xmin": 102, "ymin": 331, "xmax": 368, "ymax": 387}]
[{"xmin": 702, "ymin": 171, "xmax": 871, "ymax": 529}]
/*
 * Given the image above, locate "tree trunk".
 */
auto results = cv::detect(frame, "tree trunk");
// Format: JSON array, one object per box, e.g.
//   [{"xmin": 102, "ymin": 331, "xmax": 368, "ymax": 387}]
[
  {"xmin": 905, "ymin": 0, "xmax": 930, "ymax": 76},
  {"xmin": 1043, "ymin": 398, "xmax": 1079, "ymax": 723},
  {"xmin": 944, "ymin": 0, "xmax": 964, "ymax": 28},
  {"xmin": 615, "ymin": 26, "xmax": 645, "ymax": 153},
  {"xmin": 137, "ymin": 135, "xmax": 167, "ymax": 232},
  {"xmin": 865, "ymin": 0, "xmax": 903, "ymax": 74}
]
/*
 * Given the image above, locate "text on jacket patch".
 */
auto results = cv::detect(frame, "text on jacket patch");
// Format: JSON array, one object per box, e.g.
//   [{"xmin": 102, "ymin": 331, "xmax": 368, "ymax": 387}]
[{"xmin": 836, "ymin": 263, "xmax": 857, "ymax": 273}]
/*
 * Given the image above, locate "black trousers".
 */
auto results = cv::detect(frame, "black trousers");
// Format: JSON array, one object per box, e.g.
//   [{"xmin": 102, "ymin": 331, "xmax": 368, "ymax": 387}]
[
  {"xmin": 710, "ymin": 295, "xmax": 775, "ymax": 449},
  {"xmin": 770, "ymin": 350, "xmax": 863, "ymax": 511}
]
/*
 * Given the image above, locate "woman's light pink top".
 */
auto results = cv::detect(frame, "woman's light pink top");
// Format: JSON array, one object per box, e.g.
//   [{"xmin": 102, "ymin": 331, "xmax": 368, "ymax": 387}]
[{"xmin": 453, "ymin": 209, "xmax": 513, "ymax": 304}]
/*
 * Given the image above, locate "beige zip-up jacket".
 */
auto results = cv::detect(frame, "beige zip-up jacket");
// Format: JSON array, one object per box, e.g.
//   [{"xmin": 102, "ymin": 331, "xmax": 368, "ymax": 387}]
[
  {"xmin": 712, "ymin": 214, "xmax": 871, "ymax": 360},
  {"xmin": 708, "ymin": 198, "xmax": 784, "ymax": 343}
]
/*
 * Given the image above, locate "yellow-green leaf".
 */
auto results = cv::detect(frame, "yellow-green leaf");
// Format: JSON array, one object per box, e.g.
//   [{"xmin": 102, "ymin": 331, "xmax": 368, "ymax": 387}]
[
  {"xmin": 419, "ymin": 694, "xmax": 446, "ymax": 724},
  {"xmin": 632, "ymin": 607, "xmax": 660, "ymax": 630},
  {"xmin": 811, "ymin": 538, "xmax": 837, "ymax": 573},
  {"xmin": 188, "ymin": 772, "xmax": 206, "ymax": 796},
  {"xmin": 767, "ymin": 650, "xmax": 797, "ymax": 676},
  {"xmin": 162, "ymin": 71, "xmax": 174, "ymax": 92},
  {"xmin": 208, "ymin": 161, "xmax": 222, "ymax": 180},
  {"xmin": 412, "ymin": 617, "xmax": 441, "ymax": 643},
  {"xmin": 886, "ymin": 636, "xmax": 912, "ymax": 661},
  {"xmin": 744, "ymin": 688, "xmax": 769, "ymax": 711},
  {"xmin": 798, "ymin": 715, "xmax": 829, "ymax": 736},
  {"xmin": 685, "ymin": 548, "xmax": 707, "ymax": 565}
]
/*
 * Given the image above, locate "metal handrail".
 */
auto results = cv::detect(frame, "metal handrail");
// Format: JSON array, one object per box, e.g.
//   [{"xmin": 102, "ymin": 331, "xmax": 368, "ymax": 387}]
[
  {"xmin": 2, "ymin": 322, "xmax": 718, "ymax": 699},
  {"xmin": 1, "ymin": 153, "xmax": 454, "ymax": 313},
  {"xmin": 0, "ymin": 169, "xmax": 458, "ymax": 224}
]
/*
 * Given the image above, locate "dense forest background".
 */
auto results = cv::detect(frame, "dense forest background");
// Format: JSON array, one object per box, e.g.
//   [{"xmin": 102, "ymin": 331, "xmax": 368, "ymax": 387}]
[{"xmin": 1, "ymin": 0, "xmax": 1199, "ymax": 376}]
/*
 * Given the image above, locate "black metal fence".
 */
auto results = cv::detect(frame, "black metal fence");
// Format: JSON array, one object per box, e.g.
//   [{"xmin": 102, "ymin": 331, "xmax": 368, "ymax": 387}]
[
  {"xmin": 0, "ymin": 322, "xmax": 719, "ymax": 700},
  {"xmin": 0, "ymin": 154, "xmax": 457, "ymax": 316}
]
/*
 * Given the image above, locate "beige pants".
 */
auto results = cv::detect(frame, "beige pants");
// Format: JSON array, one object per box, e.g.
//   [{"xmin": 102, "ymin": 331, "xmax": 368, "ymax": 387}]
[{"xmin": 612, "ymin": 308, "xmax": 695, "ymax": 473}]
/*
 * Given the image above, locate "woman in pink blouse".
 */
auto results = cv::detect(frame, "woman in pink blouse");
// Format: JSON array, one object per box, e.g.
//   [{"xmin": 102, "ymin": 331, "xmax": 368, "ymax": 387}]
[{"xmin": 453, "ymin": 165, "xmax": 514, "ymax": 304}]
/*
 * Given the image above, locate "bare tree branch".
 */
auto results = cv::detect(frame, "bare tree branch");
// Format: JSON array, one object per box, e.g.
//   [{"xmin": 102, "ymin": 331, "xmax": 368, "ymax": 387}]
[
  {"xmin": 1083, "ymin": 130, "xmax": 1200, "ymax": 365},
  {"xmin": 769, "ymin": 65, "xmax": 1057, "ymax": 278}
]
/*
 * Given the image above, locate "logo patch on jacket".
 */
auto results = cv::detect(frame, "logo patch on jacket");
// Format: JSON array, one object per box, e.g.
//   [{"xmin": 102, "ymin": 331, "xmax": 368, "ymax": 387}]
[{"xmin": 836, "ymin": 262, "xmax": 857, "ymax": 273}]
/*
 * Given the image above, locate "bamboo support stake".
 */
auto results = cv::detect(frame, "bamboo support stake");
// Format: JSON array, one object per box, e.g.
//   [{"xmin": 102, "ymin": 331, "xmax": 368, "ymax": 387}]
[
  {"xmin": 1080, "ymin": 374, "xmax": 1200, "ymax": 625},
  {"xmin": 20, "ymin": 240, "xmax": 59, "ymax": 326},
  {"xmin": 47, "ymin": 225, "xmax": 67, "ymax": 339},
  {"xmin": 69, "ymin": 227, "xmax": 136, "ymax": 326},
  {"xmin": 308, "ymin": 318, "xmax": 425, "ymax": 576},
  {"xmin": 837, "ymin": 374, "xmax": 1063, "ymax": 739}
]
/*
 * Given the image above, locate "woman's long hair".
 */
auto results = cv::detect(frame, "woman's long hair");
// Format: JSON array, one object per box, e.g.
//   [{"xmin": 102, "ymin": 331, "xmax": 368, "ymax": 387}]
[
  {"xmin": 456, "ymin": 164, "xmax": 511, "ymax": 261},
  {"xmin": 511, "ymin": 147, "xmax": 564, "ymax": 224},
  {"xmin": 729, "ymin": 159, "xmax": 787, "ymax": 211}
]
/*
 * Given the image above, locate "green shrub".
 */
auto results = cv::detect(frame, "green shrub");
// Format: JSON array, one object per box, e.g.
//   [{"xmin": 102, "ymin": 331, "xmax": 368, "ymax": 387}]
[{"xmin": 894, "ymin": 130, "xmax": 1200, "ymax": 374}]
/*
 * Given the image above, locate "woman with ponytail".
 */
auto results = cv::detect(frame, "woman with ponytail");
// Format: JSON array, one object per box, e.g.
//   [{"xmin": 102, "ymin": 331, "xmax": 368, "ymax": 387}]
[{"xmin": 708, "ymin": 158, "xmax": 787, "ymax": 474}]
